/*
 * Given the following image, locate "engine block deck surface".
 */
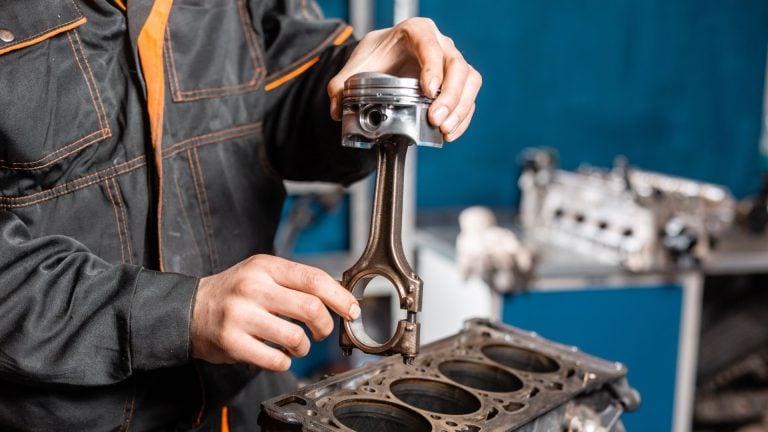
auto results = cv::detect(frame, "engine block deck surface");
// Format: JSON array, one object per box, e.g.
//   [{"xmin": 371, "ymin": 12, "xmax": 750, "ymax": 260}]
[{"xmin": 260, "ymin": 319, "xmax": 638, "ymax": 431}]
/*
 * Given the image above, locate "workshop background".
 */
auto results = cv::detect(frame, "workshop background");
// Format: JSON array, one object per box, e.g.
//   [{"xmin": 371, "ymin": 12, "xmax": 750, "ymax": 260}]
[
  {"xmin": 279, "ymin": 1, "xmax": 768, "ymax": 431},
  {"xmin": 294, "ymin": 0, "xmax": 768, "ymax": 253}
]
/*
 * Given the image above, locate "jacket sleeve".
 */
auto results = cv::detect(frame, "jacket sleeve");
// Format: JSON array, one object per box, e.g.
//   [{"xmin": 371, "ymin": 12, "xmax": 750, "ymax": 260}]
[
  {"xmin": 0, "ymin": 210, "xmax": 199, "ymax": 386},
  {"xmin": 260, "ymin": 0, "xmax": 377, "ymax": 184}
]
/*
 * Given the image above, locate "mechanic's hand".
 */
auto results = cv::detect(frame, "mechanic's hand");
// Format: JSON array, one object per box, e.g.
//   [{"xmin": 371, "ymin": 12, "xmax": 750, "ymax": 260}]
[
  {"xmin": 191, "ymin": 255, "xmax": 360, "ymax": 371},
  {"xmin": 328, "ymin": 17, "xmax": 482, "ymax": 142}
]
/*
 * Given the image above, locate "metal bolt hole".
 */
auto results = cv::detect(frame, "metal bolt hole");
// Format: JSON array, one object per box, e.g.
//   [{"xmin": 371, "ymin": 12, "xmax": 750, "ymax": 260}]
[{"xmin": 504, "ymin": 402, "xmax": 525, "ymax": 412}]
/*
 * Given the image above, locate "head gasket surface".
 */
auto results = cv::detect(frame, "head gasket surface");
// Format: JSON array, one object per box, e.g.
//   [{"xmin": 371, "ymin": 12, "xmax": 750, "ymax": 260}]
[{"xmin": 261, "ymin": 319, "xmax": 638, "ymax": 431}]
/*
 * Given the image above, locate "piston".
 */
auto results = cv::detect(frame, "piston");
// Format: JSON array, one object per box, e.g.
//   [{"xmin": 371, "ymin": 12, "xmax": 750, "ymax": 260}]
[{"xmin": 339, "ymin": 72, "xmax": 443, "ymax": 364}]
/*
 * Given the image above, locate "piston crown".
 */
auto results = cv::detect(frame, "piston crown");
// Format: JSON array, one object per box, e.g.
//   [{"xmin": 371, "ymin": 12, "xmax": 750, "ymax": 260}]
[{"xmin": 341, "ymin": 72, "xmax": 443, "ymax": 149}]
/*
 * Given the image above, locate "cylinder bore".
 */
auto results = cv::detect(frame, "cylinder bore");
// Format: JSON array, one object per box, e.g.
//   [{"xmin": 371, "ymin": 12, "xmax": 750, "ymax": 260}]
[
  {"xmin": 391, "ymin": 378, "xmax": 481, "ymax": 415},
  {"xmin": 333, "ymin": 399, "xmax": 431, "ymax": 432},
  {"xmin": 438, "ymin": 360, "xmax": 523, "ymax": 393},
  {"xmin": 482, "ymin": 344, "xmax": 560, "ymax": 373}
]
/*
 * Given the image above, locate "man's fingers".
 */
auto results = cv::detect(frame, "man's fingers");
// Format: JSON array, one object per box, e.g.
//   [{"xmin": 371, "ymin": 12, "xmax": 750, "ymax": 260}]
[
  {"xmin": 254, "ymin": 256, "xmax": 360, "ymax": 321},
  {"xmin": 446, "ymin": 103, "xmax": 476, "ymax": 142},
  {"xmin": 245, "ymin": 309, "xmax": 311, "ymax": 358},
  {"xmin": 224, "ymin": 331, "xmax": 292, "ymax": 371},
  {"xmin": 440, "ymin": 66, "xmax": 481, "ymax": 138},
  {"xmin": 399, "ymin": 18, "xmax": 445, "ymax": 98},
  {"xmin": 259, "ymin": 284, "xmax": 335, "ymax": 341},
  {"xmin": 428, "ymin": 46, "xmax": 469, "ymax": 132}
]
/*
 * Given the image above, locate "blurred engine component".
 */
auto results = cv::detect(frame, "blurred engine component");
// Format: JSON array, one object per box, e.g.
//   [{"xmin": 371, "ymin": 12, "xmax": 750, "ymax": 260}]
[
  {"xmin": 456, "ymin": 206, "xmax": 535, "ymax": 293},
  {"xmin": 695, "ymin": 345, "xmax": 768, "ymax": 430},
  {"xmin": 260, "ymin": 319, "xmax": 640, "ymax": 431},
  {"xmin": 518, "ymin": 149, "xmax": 736, "ymax": 271},
  {"xmin": 737, "ymin": 177, "xmax": 768, "ymax": 235},
  {"xmin": 695, "ymin": 274, "xmax": 768, "ymax": 432}
]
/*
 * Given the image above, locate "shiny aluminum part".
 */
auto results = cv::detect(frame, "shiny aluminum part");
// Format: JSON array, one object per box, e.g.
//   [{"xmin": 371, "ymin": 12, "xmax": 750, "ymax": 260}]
[
  {"xmin": 518, "ymin": 149, "xmax": 736, "ymax": 271},
  {"xmin": 261, "ymin": 319, "xmax": 640, "ymax": 432},
  {"xmin": 341, "ymin": 72, "xmax": 443, "ymax": 149}
]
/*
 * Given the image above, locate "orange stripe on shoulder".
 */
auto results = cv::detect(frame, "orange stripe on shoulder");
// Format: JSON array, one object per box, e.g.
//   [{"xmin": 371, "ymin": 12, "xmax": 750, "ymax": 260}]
[
  {"xmin": 333, "ymin": 25, "xmax": 354, "ymax": 46},
  {"xmin": 264, "ymin": 56, "xmax": 320, "ymax": 91},
  {"xmin": 0, "ymin": 17, "xmax": 87, "ymax": 56}
]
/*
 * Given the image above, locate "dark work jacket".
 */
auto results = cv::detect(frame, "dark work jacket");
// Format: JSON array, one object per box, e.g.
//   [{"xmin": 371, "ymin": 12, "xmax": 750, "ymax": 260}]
[{"xmin": 0, "ymin": 0, "xmax": 374, "ymax": 430}]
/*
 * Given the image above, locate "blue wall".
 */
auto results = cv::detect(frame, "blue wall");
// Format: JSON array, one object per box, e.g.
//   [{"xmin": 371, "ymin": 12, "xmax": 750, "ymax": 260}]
[
  {"xmin": 296, "ymin": 0, "xmax": 768, "ymax": 250},
  {"xmin": 417, "ymin": 0, "xmax": 768, "ymax": 208},
  {"xmin": 315, "ymin": 0, "xmax": 768, "ymax": 208},
  {"xmin": 296, "ymin": 1, "xmax": 768, "ymax": 252}
]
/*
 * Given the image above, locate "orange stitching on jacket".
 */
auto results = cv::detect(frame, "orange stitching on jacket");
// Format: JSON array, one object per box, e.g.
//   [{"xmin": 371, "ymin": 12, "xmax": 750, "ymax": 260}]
[
  {"xmin": 113, "ymin": 0, "xmax": 127, "ymax": 12},
  {"xmin": 0, "ymin": 129, "xmax": 109, "ymax": 170},
  {"xmin": 0, "ymin": 29, "xmax": 121, "ymax": 171},
  {"xmin": 0, "ymin": 161, "xmax": 143, "ymax": 208},
  {"xmin": 69, "ymin": 0, "xmax": 84, "ymax": 17},
  {"xmin": 165, "ymin": 0, "xmax": 265, "ymax": 102},
  {"xmin": 173, "ymin": 171, "xmax": 204, "ymax": 260},
  {"xmin": 67, "ymin": 31, "xmax": 104, "ymax": 131},
  {"xmin": 0, "ymin": 157, "xmax": 145, "ymax": 208},
  {"xmin": 118, "ymin": 378, "xmax": 137, "ymax": 432},
  {"xmin": 265, "ymin": 56, "xmax": 319, "ymax": 91},
  {"xmin": 185, "ymin": 150, "xmax": 205, "ymax": 259},
  {"xmin": 0, "ymin": 29, "xmax": 109, "ymax": 170},
  {"xmin": 163, "ymin": 123, "xmax": 260, "ymax": 154},
  {"xmin": 112, "ymin": 178, "xmax": 134, "ymax": 264},
  {"xmin": 187, "ymin": 150, "xmax": 217, "ymax": 272},
  {"xmin": 105, "ymin": 179, "xmax": 127, "ymax": 264},
  {"xmin": 192, "ymin": 148, "xmax": 219, "ymax": 271},
  {"xmin": 176, "ymin": 82, "xmax": 258, "ymax": 99},
  {"xmin": 164, "ymin": 26, "xmax": 183, "ymax": 97},
  {"xmin": 0, "ymin": 1, "xmax": 86, "ymax": 57},
  {"xmin": 265, "ymin": 22, "xmax": 345, "ymax": 80},
  {"xmin": 0, "ymin": 124, "xmax": 258, "ymax": 207},
  {"xmin": 193, "ymin": 148, "xmax": 219, "ymax": 270},
  {"xmin": 0, "ymin": 157, "xmax": 144, "ymax": 202},
  {"xmin": 162, "ymin": 123, "xmax": 261, "ymax": 158},
  {"xmin": 237, "ymin": 0, "xmax": 265, "ymax": 75},
  {"xmin": 163, "ymin": 128, "xmax": 261, "ymax": 160},
  {"xmin": 73, "ymin": 29, "xmax": 111, "ymax": 134}
]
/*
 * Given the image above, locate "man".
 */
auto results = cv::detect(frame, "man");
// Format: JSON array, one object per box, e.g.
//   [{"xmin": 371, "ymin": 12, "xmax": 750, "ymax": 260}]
[{"xmin": 0, "ymin": 0, "xmax": 481, "ymax": 429}]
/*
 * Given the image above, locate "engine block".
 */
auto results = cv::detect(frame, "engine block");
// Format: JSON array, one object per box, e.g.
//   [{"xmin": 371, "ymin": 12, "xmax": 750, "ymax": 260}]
[{"xmin": 260, "ymin": 320, "xmax": 639, "ymax": 431}]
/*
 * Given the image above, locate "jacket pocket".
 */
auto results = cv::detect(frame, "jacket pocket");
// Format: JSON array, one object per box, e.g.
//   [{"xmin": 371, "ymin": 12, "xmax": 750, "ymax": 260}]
[
  {"xmin": 0, "ymin": 0, "xmax": 110, "ymax": 171},
  {"xmin": 163, "ymin": 0, "xmax": 266, "ymax": 102}
]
